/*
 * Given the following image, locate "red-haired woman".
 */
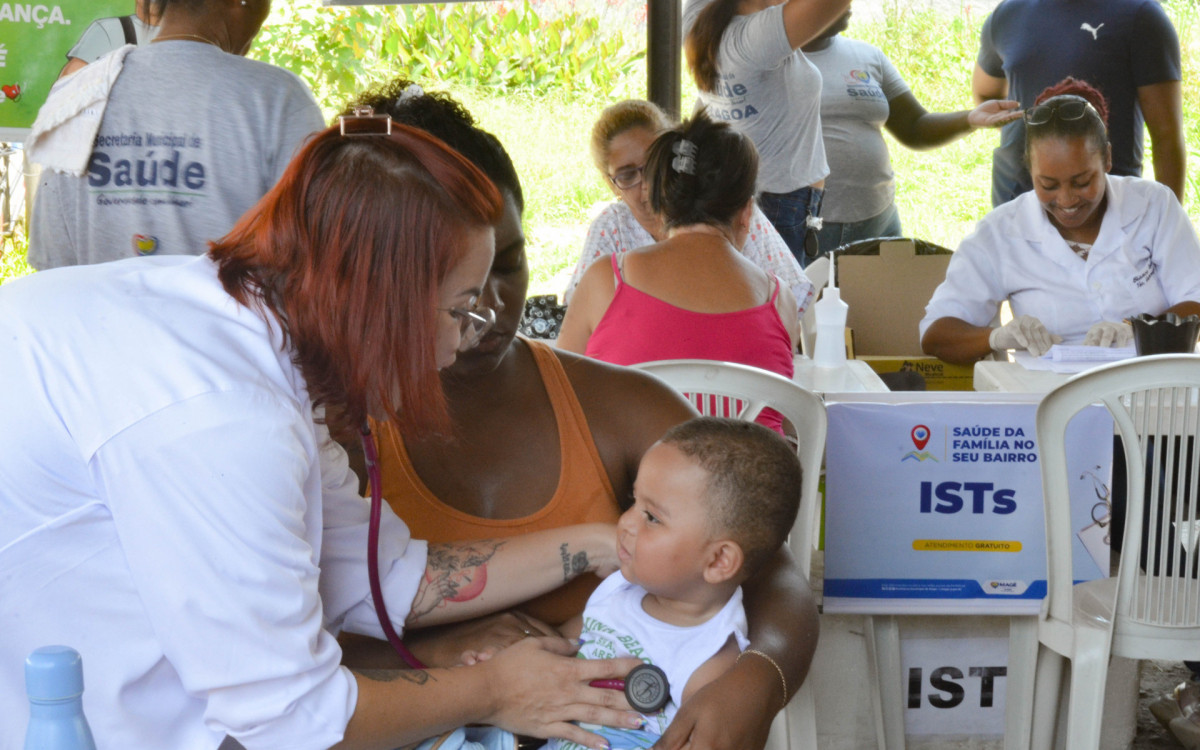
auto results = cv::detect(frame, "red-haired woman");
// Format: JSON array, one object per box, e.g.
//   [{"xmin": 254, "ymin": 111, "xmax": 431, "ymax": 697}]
[{"xmin": 0, "ymin": 124, "xmax": 640, "ymax": 750}]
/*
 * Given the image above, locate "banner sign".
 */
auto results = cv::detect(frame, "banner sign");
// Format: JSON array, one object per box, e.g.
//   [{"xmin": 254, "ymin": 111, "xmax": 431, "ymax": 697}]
[
  {"xmin": 0, "ymin": 1, "xmax": 130, "ymax": 140},
  {"xmin": 902, "ymin": 636, "xmax": 1009, "ymax": 736},
  {"xmin": 824, "ymin": 392, "xmax": 1112, "ymax": 614}
]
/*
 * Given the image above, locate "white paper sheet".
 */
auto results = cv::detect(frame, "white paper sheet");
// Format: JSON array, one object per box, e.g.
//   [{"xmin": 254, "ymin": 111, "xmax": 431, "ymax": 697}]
[{"xmin": 1012, "ymin": 346, "xmax": 1136, "ymax": 373}]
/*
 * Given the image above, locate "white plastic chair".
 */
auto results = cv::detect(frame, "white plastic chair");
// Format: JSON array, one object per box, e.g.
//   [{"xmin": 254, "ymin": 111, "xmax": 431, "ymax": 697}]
[
  {"xmin": 1019, "ymin": 354, "xmax": 1200, "ymax": 750},
  {"xmin": 799, "ymin": 255, "xmax": 830, "ymax": 359},
  {"xmin": 632, "ymin": 359, "xmax": 827, "ymax": 750}
]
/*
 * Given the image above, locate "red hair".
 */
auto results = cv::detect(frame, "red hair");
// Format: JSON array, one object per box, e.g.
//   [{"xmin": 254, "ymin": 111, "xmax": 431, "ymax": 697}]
[
  {"xmin": 210, "ymin": 124, "xmax": 502, "ymax": 441},
  {"xmin": 1035, "ymin": 77, "xmax": 1110, "ymax": 126}
]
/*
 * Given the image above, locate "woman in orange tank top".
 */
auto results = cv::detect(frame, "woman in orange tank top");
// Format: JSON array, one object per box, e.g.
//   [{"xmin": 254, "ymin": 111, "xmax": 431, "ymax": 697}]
[{"xmin": 338, "ymin": 79, "xmax": 820, "ymax": 750}]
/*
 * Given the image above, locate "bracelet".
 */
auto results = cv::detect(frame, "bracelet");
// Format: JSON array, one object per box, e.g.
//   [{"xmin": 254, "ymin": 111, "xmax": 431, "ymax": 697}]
[{"xmin": 738, "ymin": 648, "xmax": 788, "ymax": 707}]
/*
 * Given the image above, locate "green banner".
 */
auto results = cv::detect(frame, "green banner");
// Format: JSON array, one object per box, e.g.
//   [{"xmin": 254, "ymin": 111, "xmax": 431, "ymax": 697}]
[{"xmin": 0, "ymin": 1, "xmax": 132, "ymax": 140}]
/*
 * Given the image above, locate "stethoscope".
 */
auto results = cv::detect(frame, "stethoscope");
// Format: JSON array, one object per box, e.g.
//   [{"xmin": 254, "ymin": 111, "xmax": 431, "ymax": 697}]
[
  {"xmin": 1082, "ymin": 467, "xmax": 1113, "ymax": 544},
  {"xmin": 361, "ymin": 424, "xmax": 671, "ymax": 713},
  {"xmin": 362, "ymin": 424, "xmax": 427, "ymax": 670}
]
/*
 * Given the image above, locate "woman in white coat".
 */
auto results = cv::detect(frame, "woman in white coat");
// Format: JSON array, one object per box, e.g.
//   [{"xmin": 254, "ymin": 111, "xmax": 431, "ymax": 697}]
[
  {"xmin": 920, "ymin": 78, "xmax": 1200, "ymax": 366},
  {"xmin": 0, "ymin": 122, "xmax": 640, "ymax": 750}
]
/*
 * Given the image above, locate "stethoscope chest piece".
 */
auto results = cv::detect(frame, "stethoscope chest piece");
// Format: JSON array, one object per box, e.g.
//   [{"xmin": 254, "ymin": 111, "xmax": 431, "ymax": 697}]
[{"xmin": 625, "ymin": 663, "xmax": 670, "ymax": 714}]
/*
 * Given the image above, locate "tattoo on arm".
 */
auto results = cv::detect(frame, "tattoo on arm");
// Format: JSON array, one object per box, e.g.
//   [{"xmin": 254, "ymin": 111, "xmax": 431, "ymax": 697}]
[
  {"xmin": 352, "ymin": 668, "xmax": 434, "ymax": 685},
  {"xmin": 559, "ymin": 543, "xmax": 590, "ymax": 582},
  {"xmin": 410, "ymin": 540, "xmax": 505, "ymax": 622}
]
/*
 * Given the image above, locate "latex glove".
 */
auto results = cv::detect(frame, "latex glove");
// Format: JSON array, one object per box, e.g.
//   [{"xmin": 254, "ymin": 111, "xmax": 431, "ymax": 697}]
[
  {"xmin": 1082, "ymin": 320, "xmax": 1134, "ymax": 348},
  {"xmin": 988, "ymin": 315, "xmax": 1062, "ymax": 357},
  {"xmin": 967, "ymin": 99, "xmax": 1023, "ymax": 129}
]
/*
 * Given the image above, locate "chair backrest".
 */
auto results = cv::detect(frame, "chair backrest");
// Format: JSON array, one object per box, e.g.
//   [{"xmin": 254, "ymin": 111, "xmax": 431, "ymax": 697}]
[
  {"xmin": 1037, "ymin": 354, "xmax": 1200, "ymax": 636},
  {"xmin": 799, "ymin": 255, "xmax": 830, "ymax": 358},
  {"xmin": 632, "ymin": 359, "xmax": 828, "ymax": 581}
]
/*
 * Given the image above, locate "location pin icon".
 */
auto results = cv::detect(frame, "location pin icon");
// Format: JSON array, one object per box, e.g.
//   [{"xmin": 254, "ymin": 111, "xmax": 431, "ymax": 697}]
[{"xmin": 911, "ymin": 425, "xmax": 930, "ymax": 450}]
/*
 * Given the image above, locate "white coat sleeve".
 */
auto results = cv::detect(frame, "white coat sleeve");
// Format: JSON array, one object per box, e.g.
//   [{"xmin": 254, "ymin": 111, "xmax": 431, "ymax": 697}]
[
  {"xmin": 919, "ymin": 225, "xmax": 1008, "ymax": 339},
  {"xmin": 317, "ymin": 421, "xmax": 428, "ymax": 640},
  {"xmin": 91, "ymin": 390, "xmax": 357, "ymax": 750},
  {"xmin": 1148, "ymin": 187, "xmax": 1200, "ymax": 306}
]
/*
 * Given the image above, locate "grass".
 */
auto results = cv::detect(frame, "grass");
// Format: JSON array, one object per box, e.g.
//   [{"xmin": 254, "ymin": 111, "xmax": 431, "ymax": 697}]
[{"xmin": 4, "ymin": 1, "xmax": 1200, "ymax": 293}]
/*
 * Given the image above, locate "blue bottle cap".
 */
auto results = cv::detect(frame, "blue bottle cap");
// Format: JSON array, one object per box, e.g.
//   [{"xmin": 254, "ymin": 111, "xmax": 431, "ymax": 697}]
[{"xmin": 25, "ymin": 646, "xmax": 85, "ymax": 701}]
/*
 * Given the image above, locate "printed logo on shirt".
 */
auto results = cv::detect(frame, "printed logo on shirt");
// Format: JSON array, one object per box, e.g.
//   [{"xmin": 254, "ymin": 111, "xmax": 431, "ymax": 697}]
[
  {"xmin": 1080, "ymin": 22, "xmax": 1104, "ymax": 40},
  {"xmin": 88, "ymin": 131, "xmax": 209, "ymax": 209},
  {"xmin": 1132, "ymin": 256, "xmax": 1158, "ymax": 288},
  {"xmin": 843, "ymin": 69, "xmax": 885, "ymax": 101},
  {"xmin": 132, "ymin": 234, "xmax": 158, "ymax": 255},
  {"xmin": 705, "ymin": 74, "xmax": 760, "ymax": 121}
]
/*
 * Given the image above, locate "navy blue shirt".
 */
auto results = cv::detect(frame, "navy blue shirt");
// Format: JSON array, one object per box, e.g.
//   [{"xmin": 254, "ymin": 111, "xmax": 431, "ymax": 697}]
[{"xmin": 977, "ymin": 0, "xmax": 1180, "ymax": 206}]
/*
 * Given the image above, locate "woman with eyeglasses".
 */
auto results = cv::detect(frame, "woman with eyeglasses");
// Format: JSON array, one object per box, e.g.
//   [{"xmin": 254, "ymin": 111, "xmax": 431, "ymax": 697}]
[
  {"xmin": 559, "ymin": 112, "xmax": 800, "ymax": 434},
  {"xmin": 564, "ymin": 99, "xmax": 813, "ymax": 318},
  {"xmin": 920, "ymin": 78, "xmax": 1200, "ymax": 366},
  {"xmin": 0, "ymin": 123, "xmax": 646, "ymax": 749},
  {"xmin": 336, "ymin": 82, "xmax": 820, "ymax": 750}
]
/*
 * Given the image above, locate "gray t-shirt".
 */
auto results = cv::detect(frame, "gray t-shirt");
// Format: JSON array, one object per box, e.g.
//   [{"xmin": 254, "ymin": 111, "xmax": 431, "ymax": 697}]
[
  {"xmin": 67, "ymin": 15, "xmax": 159, "ymax": 62},
  {"xmin": 30, "ymin": 42, "xmax": 324, "ymax": 269},
  {"xmin": 683, "ymin": 0, "xmax": 828, "ymax": 194},
  {"xmin": 806, "ymin": 36, "xmax": 908, "ymax": 223}
]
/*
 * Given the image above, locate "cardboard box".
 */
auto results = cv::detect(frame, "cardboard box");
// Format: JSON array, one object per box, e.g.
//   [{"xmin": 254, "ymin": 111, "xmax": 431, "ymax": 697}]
[
  {"xmin": 832, "ymin": 239, "xmax": 972, "ymax": 390},
  {"xmin": 858, "ymin": 355, "xmax": 975, "ymax": 391},
  {"xmin": 837, "ymin": 239, "xmax": 951, "ymax": 356}
]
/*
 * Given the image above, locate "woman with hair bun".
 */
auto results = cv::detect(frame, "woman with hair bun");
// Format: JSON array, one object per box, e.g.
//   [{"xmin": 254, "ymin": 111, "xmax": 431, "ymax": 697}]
[
  {"xmin": 558, "ymin": 112, "xmax": 799, "ymax": 432},
  {"xmin": 565, "ymin": 99, "xmax": 813, "ymax": 317},
  {"xmin": 921, "ymin": 77, "xmax": 1200, "ymax": 366}
]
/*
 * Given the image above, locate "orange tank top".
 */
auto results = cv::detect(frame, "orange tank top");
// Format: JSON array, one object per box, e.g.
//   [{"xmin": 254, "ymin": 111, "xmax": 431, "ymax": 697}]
[{"xmin": 372, "ymin": 339, "xmax": 620, "ymax": 626}]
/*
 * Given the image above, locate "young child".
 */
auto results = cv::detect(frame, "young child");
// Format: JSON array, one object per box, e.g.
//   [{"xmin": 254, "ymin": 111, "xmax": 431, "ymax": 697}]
[{"xmin": 546, "ymin": 416, "xmax": 803, "ymax": 750}]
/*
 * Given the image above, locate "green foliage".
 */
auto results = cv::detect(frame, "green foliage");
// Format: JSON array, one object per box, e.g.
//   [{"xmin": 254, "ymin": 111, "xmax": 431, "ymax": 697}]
[
  {"xmin": 1165, "ymin": 0, "xmax": 1200, "ymax": 212},
  {"xmin": 252, "ymin": 0, "xmax": 644, "ymax": 117},
  {"xmin": 0, "ymin": 231, "xmax": 31, "ymax": 286}
]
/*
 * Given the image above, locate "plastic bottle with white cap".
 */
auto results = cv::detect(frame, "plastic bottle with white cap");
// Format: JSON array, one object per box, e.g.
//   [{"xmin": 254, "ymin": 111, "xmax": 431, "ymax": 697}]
[
  {"xmin": 24, "ymin": 645, "xmax": 97, "ymax": 750},
  {"xmin": 812, "ymin": 254, "xmax": 848, "ymax": 369}
]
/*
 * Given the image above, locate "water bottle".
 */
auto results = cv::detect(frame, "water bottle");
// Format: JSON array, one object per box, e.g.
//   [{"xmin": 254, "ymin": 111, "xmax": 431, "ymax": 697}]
[
  {"xmin": 24, "ymin": 646, "xmax": 97, "ymax": 750},
  {"xmin": 812, "ymin": 286, "xmax": 849, "ymax": 369}
]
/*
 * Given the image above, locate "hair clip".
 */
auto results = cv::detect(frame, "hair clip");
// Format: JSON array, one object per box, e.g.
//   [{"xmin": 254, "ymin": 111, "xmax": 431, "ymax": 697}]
[
  {"xmin": 671, "ymin": 138, "xmax": 697, "ymax": 175},
  {"xmin": 396, "ymin": 83, "xmax": 425, "ymax": 106},
  {"xmin": 339, "ymin": 105, "xmax": 392, "ymax": 137}
]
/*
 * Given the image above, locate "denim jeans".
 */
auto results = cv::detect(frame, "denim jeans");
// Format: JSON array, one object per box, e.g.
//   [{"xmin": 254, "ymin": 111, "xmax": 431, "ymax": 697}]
[
  {"xmin": 758, "ymin": 185, "xmax": 823, "ymax": 268},
  {"xmin": 814, "ymin": 203, "xmax": 903, "ymax": 256}
]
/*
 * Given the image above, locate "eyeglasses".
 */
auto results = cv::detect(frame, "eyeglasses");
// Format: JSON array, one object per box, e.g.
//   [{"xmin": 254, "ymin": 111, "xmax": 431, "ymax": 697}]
[
  {"xmin": 339, "ymin": 105, "xmax": 393, "ymax": 136},
  {"xmin": 609, "ymin": 165, "xmax": 645, "ymax": 191},
  {"xmin": 1023, "ymin": 95, "xmax": 1097, "ymax": 127},
  {"xmin": 439, "ymin": 298, "xmax": 497, "ymax": 351}
]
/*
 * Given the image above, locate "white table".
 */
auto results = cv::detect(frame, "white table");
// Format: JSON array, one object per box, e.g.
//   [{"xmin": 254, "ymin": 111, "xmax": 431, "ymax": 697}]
[
  {"xmin": 974, "ymin": 360, "xmax": 1070, "ymax": 395},
  {"xmin": 793, "ymin": 355, "xmax": 890, "ymax": 394}
]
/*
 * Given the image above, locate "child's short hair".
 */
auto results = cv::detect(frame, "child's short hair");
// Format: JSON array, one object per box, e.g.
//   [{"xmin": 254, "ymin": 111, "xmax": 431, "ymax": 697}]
[{"xmin": 660, "ymin": 417, "xmax": 802, "ymax": 576}]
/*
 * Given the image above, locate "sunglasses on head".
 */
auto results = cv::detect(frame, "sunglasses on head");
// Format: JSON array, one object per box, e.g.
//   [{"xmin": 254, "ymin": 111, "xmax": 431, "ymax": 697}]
[{"xmin": 1023, "ymin": 95, "xmax": 1098, "ymax": 127}]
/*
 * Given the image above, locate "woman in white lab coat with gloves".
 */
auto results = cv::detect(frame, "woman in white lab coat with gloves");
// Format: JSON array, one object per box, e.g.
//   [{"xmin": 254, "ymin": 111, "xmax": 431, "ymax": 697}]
[{"xmin": 920, "ymin": 78, "xmax": 1200, "ymax": 366}]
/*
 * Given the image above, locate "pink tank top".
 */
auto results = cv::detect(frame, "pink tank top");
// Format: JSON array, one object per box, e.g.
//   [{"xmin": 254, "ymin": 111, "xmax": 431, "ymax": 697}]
[{"xmin": 585, "ymin": 254, "xmax": 795, "ymax": 432}]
